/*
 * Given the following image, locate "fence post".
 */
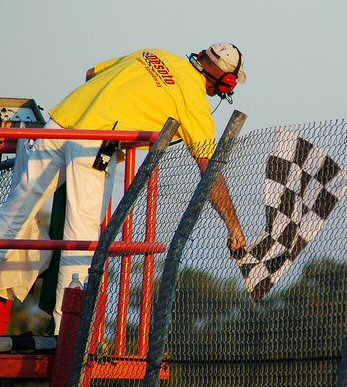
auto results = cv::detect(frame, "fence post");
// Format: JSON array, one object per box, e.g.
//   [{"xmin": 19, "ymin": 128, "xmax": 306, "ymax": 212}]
[
  {"xmin": 68, "ymin": 117, "xmax": 180, "ymax": 386},
  {"xmin": 144, "ymin": 110, "xmax": 247, "ymax": 387},
  {"xmin": 50, "ymin": 288, "xmax": 85, "ymax": 387}
]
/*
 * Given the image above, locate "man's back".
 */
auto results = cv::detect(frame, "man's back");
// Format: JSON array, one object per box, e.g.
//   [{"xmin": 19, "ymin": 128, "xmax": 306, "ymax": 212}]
[{"xmin": 49, "ymin": 48, "xmax": 215, "ymax": 146}]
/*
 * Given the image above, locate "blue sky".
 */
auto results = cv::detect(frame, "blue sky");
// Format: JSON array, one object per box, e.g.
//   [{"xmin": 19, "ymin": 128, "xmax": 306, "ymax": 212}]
[{"xmin": 1, "ymin": 0, "xmax": 346, "ymax": 138}]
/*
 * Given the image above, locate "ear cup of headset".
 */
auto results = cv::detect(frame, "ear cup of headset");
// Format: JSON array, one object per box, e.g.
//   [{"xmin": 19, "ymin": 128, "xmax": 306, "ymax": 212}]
[
  {"xmin": 190, "ymin": 50, "xmax": 238, "ymax": 95},
  {"xmin": 197, "ymin": 50, "xmax": 206, "ymax": 61},
  {"xmin": 217, "ymin": 73, "xmax": 238, "ymax": 94}
]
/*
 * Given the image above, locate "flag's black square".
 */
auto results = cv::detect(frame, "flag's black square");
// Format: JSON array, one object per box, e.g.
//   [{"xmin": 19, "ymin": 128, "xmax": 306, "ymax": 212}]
[
  {"xmin": 289, "ymin": 235, "xmax": 308, "ymax": 261},
  {"xmin": 315, "ymin": 156, "xmax": 340, "ymax": 186},
  {"xmin": 277, "ymin": 221, "xmax": 298, "ymax": 248},
  {"xmin": 265, "ymin": 254, "xmax": 288, "ymax": 274},
  {"xmin": 278, "ymin": 188, "xmax": 296, "ymax": 217},
  {"xmin": 293, "ymin": 137, "xmax": 313, "ymax": 167},
  {"xmin": 266, "ymin": 156, "xmax": 292, "ymax": 186},
  {"xmin": 249, "ymin": 234, "xmax": 275, "ymax": 260},
  {"xmin": 265, "ymin": 205, "xmax": 277, "ymax": 234},
  {"xmin": 300, "ymin": 170, "xmax": 312, "ymax": 198},
  {"xmin": 312, "ymin": 188, "xmax": 338, "ymax": 219}
]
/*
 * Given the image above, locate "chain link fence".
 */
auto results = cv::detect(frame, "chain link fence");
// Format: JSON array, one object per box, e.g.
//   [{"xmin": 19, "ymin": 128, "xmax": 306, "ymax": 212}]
[
  {"xmin": 1, "ymin": 119, "xmax": 346, "ymax": 386},
  {"xmin": 76, "ymin": 119, "xmax": 347, "ymax": 386},
  {"xmin": 0, "ymin": 158, "xmax": 15, "ymax": 206}
]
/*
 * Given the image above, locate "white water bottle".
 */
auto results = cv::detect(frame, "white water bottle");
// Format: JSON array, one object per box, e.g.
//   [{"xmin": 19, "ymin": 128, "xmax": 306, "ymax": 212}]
[{"xmin": 68, "ymin": 273, "xmax": 83, "ymax": 289}]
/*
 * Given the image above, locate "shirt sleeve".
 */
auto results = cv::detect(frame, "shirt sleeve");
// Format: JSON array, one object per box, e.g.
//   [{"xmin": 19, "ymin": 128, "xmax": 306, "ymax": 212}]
[
  {"xmin": 93, "ymin": 57, "xmax": 127, "ymax": 76},
  {"xmin": 178, "ymin": 108, "xmax": 216, "ymax": 159}
]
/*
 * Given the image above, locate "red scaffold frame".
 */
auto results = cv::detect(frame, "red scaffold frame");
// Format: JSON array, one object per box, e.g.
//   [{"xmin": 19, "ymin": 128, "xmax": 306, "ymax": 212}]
[{"xmin": 0, "ymin": 127, "xmax": 170, "ymax": 382}]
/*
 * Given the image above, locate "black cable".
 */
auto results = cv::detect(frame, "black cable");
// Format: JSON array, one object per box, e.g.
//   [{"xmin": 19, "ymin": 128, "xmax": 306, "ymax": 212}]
[{"xmin": 212, "ymin": 97, "xmax": 223, "ymax": 114}]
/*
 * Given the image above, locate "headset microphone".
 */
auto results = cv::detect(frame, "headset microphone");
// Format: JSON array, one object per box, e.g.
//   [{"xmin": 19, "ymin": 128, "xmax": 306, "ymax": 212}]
[
  {"xmin": 188, "ymin": 52, "xmax": 237, "ymax": 104},
  {"xmin": 219, "ymin": 92, "xmax": 234, "ymax": 105}
]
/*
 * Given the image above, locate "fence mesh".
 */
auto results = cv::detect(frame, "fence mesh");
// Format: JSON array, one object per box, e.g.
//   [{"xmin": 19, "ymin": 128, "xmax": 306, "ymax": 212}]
[
  {"xmin": 0, "ymin": 158, "xmax": 15, "ymax": 206},
  {"xmin": 80, "ymin": 119, "xmax": 347, "ymax": 386},
  {"xmin": 1, "ymin": 120, "xmax": 346, "ymax": 386}
]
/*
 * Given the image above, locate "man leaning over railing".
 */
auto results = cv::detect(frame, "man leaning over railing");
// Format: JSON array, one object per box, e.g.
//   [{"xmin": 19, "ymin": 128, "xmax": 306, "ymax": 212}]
[{"xmin": 0, "ymin": 42, "xmax": 247, "ymax": 334}]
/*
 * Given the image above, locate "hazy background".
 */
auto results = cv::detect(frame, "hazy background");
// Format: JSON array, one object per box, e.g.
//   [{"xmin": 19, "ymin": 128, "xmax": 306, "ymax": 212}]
[
  {"xmin": 2, "ymin": 0, "xmax": 346, "ymax": 337},
  {"xmin": 1, "ymin": 0, "xmax": 346, "ymax": 138}
]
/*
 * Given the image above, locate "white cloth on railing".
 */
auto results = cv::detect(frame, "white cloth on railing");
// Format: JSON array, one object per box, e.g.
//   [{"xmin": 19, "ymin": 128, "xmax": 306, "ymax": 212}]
[{"xmin": 0, "ymin": 119, "xmax": 117, "ymax": 334}]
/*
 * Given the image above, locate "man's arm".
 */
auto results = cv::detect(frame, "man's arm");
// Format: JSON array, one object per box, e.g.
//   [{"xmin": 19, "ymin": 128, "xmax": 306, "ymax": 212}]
[{"xmin": 196, "ymin": 157, "xmax": 246, "ymax": 251}]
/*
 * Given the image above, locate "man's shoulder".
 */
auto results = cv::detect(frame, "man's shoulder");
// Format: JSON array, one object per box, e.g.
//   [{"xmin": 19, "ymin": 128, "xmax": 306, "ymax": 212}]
[{"xmin": 135, "ymin": 48, "xmax": 184, "ymax": 61}]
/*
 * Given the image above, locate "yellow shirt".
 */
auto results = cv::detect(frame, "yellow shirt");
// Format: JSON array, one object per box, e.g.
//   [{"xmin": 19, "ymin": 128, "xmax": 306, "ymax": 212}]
[{"xmin": 49, "ymin": 48, "xmax": 215, "ymax": 157}]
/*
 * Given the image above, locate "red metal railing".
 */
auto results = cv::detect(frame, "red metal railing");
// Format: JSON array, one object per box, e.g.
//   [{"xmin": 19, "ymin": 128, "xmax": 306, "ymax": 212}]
[
  {"xmin": 139, "ymin": 166, "xmax": 159, "ymax": 356},
  {"xmin": 83, "ymin": 197, "xmax": 114, "ymax": 387},
  {"xmin": 0, "ymin": 239, "xmax": 166, "ymax": 253},
  {"xmin": 115, "ymin": 148, "xmax": 136, "ymax": 356},
  {"xmin": 0, "ymin": 128, "xmax": 160, "ymax": 141},
  {"xmin": 0, "ymin": 126, "xmax": 167, "ymax": 381}
]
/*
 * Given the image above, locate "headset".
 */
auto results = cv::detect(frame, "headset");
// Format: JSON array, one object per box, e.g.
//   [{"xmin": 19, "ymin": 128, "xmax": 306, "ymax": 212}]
[
  {"xmin": 188, "ymin": 45, "xmax": 242, "ymax": 103},
  {"xmin": 169, "ymin": 47, "xmax": 241, "ymax": 147}
]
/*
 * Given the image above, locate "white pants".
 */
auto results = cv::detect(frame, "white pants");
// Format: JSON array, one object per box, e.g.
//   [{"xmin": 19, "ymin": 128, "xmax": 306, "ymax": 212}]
[{"xmin": 0, "ymin": 119, "xmax": 117, "ymax": 334}]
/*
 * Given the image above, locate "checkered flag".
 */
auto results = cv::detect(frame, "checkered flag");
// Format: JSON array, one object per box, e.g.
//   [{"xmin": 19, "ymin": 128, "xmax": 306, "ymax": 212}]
[{"xmin": 231, "ymin": 128, "xmax": 347, "ymax": 303}]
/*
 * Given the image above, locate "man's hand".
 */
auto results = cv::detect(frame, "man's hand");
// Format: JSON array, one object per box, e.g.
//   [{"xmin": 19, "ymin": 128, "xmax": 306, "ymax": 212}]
[{"xmin": 228, "ymin": 225, "xmax": 247, "ymax": 251}]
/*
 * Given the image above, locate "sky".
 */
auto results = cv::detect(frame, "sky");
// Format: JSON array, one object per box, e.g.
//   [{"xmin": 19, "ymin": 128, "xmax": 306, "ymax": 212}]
[{"xmin": 1, "ymin": 0, "xmax": 346, "ymax": 139}]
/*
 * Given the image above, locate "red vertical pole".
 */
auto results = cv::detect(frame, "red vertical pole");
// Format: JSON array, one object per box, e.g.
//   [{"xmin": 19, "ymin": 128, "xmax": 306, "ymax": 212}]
[
  {"xmin": 115, "ymin": 148, "xmax": 136, "ymax": 356},
  {"xmin": 138, "ymin": 166, "xmax": 159, "ymax": 357},
  {"xmin": 0, "ymin": 299, "xmax": 13, "ymax": 334},
  {"xmin": 83, "ymin": 200, "xmax": 113, "ymax": 387},
  {"xmin": 96, "ymin": 200, "xmax": 113, "ymax": 341}
]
